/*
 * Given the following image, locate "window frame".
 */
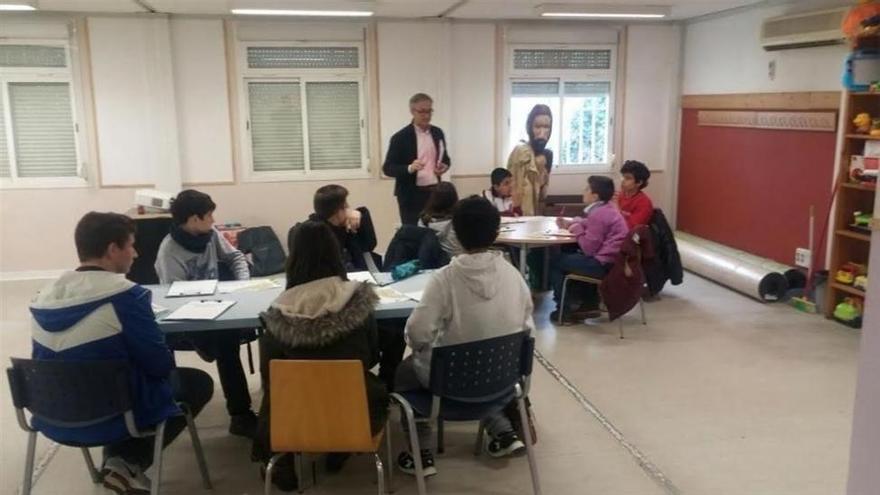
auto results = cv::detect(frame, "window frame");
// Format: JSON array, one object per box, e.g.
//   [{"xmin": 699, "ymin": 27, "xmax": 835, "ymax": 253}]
[
  {"xmin": 0, "ymin": 39, "xmax": 88, "ymax": 189},
  {"xmin": 504, "ymin": 43, "xmax": 617, "ymax": 174},
  {"xmin": 236, "ymin": 41, "xmax": 370, "ymax": 182}
]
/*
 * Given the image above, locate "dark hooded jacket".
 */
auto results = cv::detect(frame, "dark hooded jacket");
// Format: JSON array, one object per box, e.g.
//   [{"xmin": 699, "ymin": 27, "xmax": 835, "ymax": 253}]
[{"xmin": 252, "ymin": 277, "xmax": 388, "ymax": 462}]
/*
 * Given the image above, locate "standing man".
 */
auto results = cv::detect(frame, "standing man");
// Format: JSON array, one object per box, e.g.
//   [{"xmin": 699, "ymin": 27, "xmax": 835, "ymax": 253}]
[{"xmin": 383, "ymin": 93, "xmax": 452, "ymax": 225}]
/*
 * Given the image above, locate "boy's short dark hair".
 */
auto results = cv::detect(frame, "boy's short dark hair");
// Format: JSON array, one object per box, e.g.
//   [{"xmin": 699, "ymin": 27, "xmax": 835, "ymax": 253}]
[
  {"xmin": 314, "ymin": 184, "xmax": 348, "ymax": 220},
  {"xmin": 74, "ymin": 212, "xmax": 136, "ymax": 262},
  {"xmin": 453, "ymin": 196, "xmax": 500, "ymax": 251},
  {"xmin": 620, "ymin": 160, "xmax": 650, "ymax": 189},
  {"xmin": 171, "ymin": 189, "xmax": 216, "ymax": 226},
  {"xmin": 588, "ymin": 176, "xmax": 616, "ymax": 202},
  {"xmin": 490, "ymin": 167, "xmax": 512, "ymax": 186}
]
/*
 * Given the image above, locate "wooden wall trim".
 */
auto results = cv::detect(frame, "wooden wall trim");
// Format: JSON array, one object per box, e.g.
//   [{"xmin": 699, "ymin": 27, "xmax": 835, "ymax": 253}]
[{"xmin": 682, "ymin": 92, "xmax": 841, "ymax": 111}]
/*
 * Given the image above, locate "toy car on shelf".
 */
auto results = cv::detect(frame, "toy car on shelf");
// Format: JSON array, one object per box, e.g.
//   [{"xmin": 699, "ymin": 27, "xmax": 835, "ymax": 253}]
[
  {"xmin": 834, "ymin": 297, "xmax": 863, "ymax": 329},
  {"xmin": 854, "ymin": 275, "xmax": 869, "ymax": 291}
]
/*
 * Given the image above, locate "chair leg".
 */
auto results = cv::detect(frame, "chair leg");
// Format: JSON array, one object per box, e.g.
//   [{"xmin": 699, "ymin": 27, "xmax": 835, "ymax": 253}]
[
  {"xmin": 295, "ymin": 454, "xmax": 305, "ymax": 494},
  {"xmin": 473, "ymin": 423, "xmax": 485, "ymax": 456},
  {"xmin": 640, "ymin": 299, "xmax": 647, "ymax": 325},
  {"xmin": 151, "ymin": 420, "xmax": 167, "ymax": 495},
  {"xmin": 398, "ymin": 402, "xmax": 427, "ymax": 495},
  {"xmin": 247, "ymin": 341, "xmax": 255, "ymax": 375},
  {"xmin": 558, "ymin": 278, "xmax": 569, "ymax": 324},
  {"xmin": 265, "ymin": 453, "xmax": 285, "ymax": 495},
  {"xmin": 517, "ymin": 397, "xmax": 542, "ymax": 495},
  {"xmin": 183, "ymin": 407, "xmax": 213, "ymax": 489},
  {"xmin": 436, "ymin": 420, "xmax": 444, "ymax": 454},
  {"xmin": 81, "ymin": 447, "xmax": 101, "ymax": 483},
  {"xmin": 374, "ymin": 453, "xmax": 385, "ymax": 495},
  {"xmin": 21, "ymin": 431, "xmax": 36, "ymax": 495},
  {"xmin": 385, "ymin": 420, "xmax": 393, "ymax": 493}
]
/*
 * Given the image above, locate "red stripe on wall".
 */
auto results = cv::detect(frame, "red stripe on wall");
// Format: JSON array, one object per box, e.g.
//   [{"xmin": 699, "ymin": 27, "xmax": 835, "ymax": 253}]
[{"xmin": 677, "ymin": 109, "xmax": 836, "ymax": 267}]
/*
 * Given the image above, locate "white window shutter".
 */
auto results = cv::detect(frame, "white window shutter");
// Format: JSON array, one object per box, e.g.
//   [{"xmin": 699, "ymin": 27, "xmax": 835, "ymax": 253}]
[
  {"xmin": 306, "ymin": 81, "xmax": 361, "ymax": 170},
  {"xmin": 0, "ymin": 94, "xmax": 9, "ymax": 178},
  {"xmin": 512, "ymin": 81, "xmax": 560, "ymax": 96},
  {"xmin": 8, "ymin": 82, "xmax": 77, "ymax": 178},
  {"xmin": 248, "ymin": 81, "xmax": 305, "ymax": 172}
]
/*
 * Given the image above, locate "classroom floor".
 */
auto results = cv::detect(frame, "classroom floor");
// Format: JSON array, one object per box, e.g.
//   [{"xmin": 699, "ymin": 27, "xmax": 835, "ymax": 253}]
[{"xmin": 0, "ymin": 273, "xmax": 859, "ymax": 495}]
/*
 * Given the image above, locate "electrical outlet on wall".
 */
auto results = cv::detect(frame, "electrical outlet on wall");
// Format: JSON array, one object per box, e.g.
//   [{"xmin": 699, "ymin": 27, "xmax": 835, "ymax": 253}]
[{"xmin": 795, "ymin": 248, "xmax": 812, "ymax": 268}]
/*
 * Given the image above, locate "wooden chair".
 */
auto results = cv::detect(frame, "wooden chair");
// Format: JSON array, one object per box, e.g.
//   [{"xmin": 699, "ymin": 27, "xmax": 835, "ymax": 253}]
[{"xmin": 266, "ymin": 360, "xmax": 390, "ymax": 495}]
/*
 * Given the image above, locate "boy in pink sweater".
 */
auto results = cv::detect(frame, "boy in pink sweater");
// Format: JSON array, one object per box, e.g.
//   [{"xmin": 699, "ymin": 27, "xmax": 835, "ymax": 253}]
[{"xmin": 550, "ymin": 176, "xmax": 628, "ymax": 322}]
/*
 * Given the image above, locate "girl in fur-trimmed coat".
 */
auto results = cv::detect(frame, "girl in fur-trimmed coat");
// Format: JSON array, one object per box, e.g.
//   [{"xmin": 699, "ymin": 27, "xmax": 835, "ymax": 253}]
[{"xmin": 252, "ymin": 221, "xmax": 389, "ymax": 486}]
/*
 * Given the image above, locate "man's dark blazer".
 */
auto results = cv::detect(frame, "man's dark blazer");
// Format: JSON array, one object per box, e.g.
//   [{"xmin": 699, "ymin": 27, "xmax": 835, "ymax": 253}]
[{"xmin": 382, "ymin": 123, "xmax": 451, "ymax": 201}]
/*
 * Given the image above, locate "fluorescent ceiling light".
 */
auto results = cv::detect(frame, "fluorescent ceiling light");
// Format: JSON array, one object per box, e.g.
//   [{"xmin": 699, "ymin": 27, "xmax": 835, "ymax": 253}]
[
  {"xmin": 0, "ymin": 1, "xmax": 36, "ymax": 10},
  {"xmin": 538, "ymin": 4, "xmax": 668, "ymax": 19},
  {"xmin": 230, "ymin": 9, "xmax": 373, "ymax": 17}
]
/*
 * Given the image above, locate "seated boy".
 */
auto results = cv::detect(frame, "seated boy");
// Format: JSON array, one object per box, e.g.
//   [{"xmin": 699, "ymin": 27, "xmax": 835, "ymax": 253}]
[
  {"xmin": 302, "ymin": 184, "xmax": 376, "ymax": 272},
  {"xmin": 617, "ymin": 160, "xmax": 654, "ymax": 229},
  {"xmin": 30, "ymin": 212, "xmax": 213, "ymax": 494},
  {"xmin": 395, "ymin": 196, "xmax": 535, "ymax": 476},
  {"xmin": 155, "ymin": 189, "xmax": 257, "ymax": 437},
  {"xmin": 550, "ymin": 176, "xmax": 629, "ymax": 322},
  {"xmin": 481, "ymin": 167, "xmax": 522, "ymax": 217}
]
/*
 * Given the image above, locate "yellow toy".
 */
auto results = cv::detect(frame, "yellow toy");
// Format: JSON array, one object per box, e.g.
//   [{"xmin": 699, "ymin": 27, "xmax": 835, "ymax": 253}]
[
  {"xmin": 843, "ymin": 0, "xmax": 880, "ymax": 44},
  {"xmin": 871, "ymin": 118, "xmax": 880, "ymax": 136},
  {"xmin": 854, "ymin": 112, "xmax": 872, "ymax": 133}
]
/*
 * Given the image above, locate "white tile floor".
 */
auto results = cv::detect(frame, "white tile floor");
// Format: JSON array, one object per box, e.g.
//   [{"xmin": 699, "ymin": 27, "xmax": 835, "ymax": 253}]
[{"xmin": 0, "ymin": 273, "xmax": 859, "ymax": 494}]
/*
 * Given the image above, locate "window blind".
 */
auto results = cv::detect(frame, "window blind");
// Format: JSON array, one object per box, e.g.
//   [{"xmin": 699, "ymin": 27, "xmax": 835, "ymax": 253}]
[
  {"xmin": 564, "ymin": 81, "xmax": 611, "ymax": 96},
  {"xmin": 9, "ymin": 82, "xmax": 77, "ymax": 178},
  {"xmin": 0, "ymin": 95, "xmax": 9, "ymax": 178},
  {"xmin": 306, "ymin": 82, "xmax": 361, "ymax": 170},
  {"xmin": 0, "ymin": 45, "xmax": 67, "ymax": 68},
  {"xmin": 248, "ymin": 81, "xmax": 305, "ymax": 172},
  {"xmin": 513, "ymin": 49, "xmax": 611, "ymax": 70},
  {"xmin": 512, "ymin": 81, "xmax": 560, "ymax": 96},
  {"xmin": 247, "ymin": 46, "xmax": 359, "ymax": 70}
]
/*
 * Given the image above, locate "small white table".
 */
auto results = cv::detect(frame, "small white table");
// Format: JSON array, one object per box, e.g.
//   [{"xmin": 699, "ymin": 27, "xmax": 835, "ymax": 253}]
[{"xmin": 495, "ymin": 216, "xmax": 578, "ymax": 279}]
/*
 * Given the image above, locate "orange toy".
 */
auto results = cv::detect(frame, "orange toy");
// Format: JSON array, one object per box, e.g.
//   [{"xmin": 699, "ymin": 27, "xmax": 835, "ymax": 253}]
[{"xmin": 843, "ymin": 0, "xmax": 880, "ymax": 43}]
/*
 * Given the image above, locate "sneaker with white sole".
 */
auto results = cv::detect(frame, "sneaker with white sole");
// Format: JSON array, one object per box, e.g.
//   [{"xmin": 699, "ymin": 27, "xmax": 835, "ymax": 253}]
[
  {"xmin": 397, "ymin": 450, "xmax": 437, "ymax": 477},
  {"xmin": 487, "ymin": 431, "xmax": 526, "ymax": 458},
  {"xmin": 101, "ymin": 457, "xmax": 151, "ymax": 495}
]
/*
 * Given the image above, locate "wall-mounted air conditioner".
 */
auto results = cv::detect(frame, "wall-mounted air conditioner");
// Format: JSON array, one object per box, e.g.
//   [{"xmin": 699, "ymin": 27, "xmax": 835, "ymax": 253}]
[{"xmin": 761, "ymin": 8, "xmax": 847, "ymax": 51}]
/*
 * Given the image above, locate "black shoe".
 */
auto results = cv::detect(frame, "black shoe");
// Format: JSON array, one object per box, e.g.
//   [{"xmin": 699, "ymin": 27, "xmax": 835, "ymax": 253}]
[
  {"xmin": 325, "ymin": 453, "xmax": 351, "ymax": 474},
  {"xmin": 397, "ymin": 450, "xmax": 437, "ymax": 477},
  {"xmin": 260, "ymin": 461, "xmax": 298, "ymax": 492},
  {"xmin": 487, "ymin": 431, "xmax": 526, "ymax": 458},
  {"xmin": 229, "ymin": 411, "xmax": 258, "ymax": 438},
  {"xmin": 549, "ymin": 309, "xmax": 581, "ymax": 324}
]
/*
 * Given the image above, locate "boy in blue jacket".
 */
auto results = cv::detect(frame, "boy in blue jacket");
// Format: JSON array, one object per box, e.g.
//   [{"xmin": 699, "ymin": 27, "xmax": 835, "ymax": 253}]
[{"xmin": 30, "ymin": 212, "xmax": 213, "ymax": 495}]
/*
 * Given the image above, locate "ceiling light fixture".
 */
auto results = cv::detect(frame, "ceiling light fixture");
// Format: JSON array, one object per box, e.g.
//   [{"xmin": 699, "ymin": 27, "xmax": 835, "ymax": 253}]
[
  {"xmin": 230, "ymin": 9, "xmax": 373, "ymax": 17},
  {"xmin": 0, "ymin": 0, "xmax": 37, "ymax": 11},
  {"xmin": 538, "ymin": 4, "xmax": 668, "ymax": 20}
]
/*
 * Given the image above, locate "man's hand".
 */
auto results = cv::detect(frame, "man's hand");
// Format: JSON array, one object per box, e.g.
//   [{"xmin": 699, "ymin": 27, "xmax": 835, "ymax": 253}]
[
  {"xmin": 408, "ymin": 160, "xmax": 424, "ymax": 174},
  {"xmin": 345, "ymin": 208, "xmax": 362, "ymax": 232},
  {"xmin": 436, "ymin": 162, "xmax": 449, "ymax": 175}
]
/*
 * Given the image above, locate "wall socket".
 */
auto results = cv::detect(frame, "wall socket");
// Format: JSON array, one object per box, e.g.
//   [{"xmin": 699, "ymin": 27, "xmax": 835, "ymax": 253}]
[{"xmin": 795, "ymin": 248, "xmax": 812, "ymax": 269}]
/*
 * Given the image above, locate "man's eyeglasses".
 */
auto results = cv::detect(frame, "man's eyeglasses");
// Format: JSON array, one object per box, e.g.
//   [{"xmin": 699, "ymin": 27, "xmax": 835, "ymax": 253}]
[{"xmin": 412, "ymin": 108, "xmax": 434, "ymax": 115}]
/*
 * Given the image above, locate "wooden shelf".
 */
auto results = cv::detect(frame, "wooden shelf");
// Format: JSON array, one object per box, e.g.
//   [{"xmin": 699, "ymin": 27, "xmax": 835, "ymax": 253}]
[
  {"xmin": 836, "ymin": 229, "xmax": 872, "ymax": 242},
  {"xmin": 840, "ymin": 182, "xmax": 877, "ymax": 192},
  {"xmin": 850, "ymin": 92, "xmax": 880, "ymax": 96},
  {"xmin": 830, "ymin": 282, "xmax": 866, "ymax": 298},
  {"xmin": 846, "ymin": 134, "xmax": 880, "ymax": 140}
]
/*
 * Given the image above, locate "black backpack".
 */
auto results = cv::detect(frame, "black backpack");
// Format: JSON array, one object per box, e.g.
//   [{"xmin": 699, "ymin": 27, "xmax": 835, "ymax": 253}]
[{"xmin": 237, "ymin": 226, "xmax": 286, "ymax": 277}]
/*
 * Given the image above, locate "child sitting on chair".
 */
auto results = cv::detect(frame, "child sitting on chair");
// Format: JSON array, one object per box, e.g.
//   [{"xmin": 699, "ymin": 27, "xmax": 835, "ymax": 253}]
[
  {"xmin": 396, "ymin": 196, "xmax": 535, "ymax": 477},
  {"xmin": 420, "ymin": 181, "xmax": 463, "ymax": 258},
  {"xmin": 481, "ymin": 168, "xmax": 522, "ymax": 217},
  {"xmin": 550, "ymin": 176, "xmax": 628, "ymax": 323},
  {"xmin": 617, "ymin": 160, "xmax": 654, "ymax": 229}
]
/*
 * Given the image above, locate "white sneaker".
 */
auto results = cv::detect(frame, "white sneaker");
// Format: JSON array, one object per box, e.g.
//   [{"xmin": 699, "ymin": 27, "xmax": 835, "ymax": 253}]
[{"xmin": 102, "ymin": 456, "xmax": 151, "ymax": 495}]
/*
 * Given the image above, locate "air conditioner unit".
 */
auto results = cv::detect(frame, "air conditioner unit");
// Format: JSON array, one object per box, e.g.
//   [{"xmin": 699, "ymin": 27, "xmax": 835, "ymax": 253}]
[{"xmin": 761, "ymin": 8, "xmax": 847, "ymax": 51}]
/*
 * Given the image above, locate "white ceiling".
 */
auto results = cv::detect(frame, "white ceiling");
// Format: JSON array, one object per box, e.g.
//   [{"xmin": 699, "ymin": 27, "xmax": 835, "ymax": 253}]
[{"xmin": 23, "ymin": 0, "xmax": 767, "ymax": 21}]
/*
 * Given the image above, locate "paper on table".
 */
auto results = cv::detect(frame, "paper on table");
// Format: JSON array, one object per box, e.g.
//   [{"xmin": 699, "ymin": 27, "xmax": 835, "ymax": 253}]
[
  {"xmin": 347, "ymin": 271, "xmax": 377, "ymax": 285},
  {"xmin": 167, "ymin": 280, "xmax": 217, "ymax": 297},
  {"xmin": 544, "ymin": 229, "xmax": 576, "ymax": 237},
  {"xmin": 151, "ymin": 303, "xmax": 167, "ymax": 315},
  {"xmin": 164, "ymin": 300, "xmax": 236, "ymax": 320},
  {"xmin": 403, "ymin": 290, "xmax": 424, "ymax": 302},
  {"xmin": 217, "ymin": 279, "xmax": 280, "ymax": 294},
  {"xmin": 375, "ymin": 287, "xmax": 411, "ymax": 304}
]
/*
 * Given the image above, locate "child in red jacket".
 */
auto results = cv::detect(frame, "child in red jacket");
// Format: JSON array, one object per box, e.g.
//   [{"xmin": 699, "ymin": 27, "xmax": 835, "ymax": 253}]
[{"xmin": 617, "ymin": 160, "xmax": 654, "ymax": 229}]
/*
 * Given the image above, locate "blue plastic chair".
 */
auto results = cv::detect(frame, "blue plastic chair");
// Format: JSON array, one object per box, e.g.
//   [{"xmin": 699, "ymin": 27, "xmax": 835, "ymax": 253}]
[
  {"xmin": 390, "ymin": 331, "xmax": 540, "ymax": 495},
  {"xmin": 6, "ymin": 358, "xmax": 211, "ymax": 495}
]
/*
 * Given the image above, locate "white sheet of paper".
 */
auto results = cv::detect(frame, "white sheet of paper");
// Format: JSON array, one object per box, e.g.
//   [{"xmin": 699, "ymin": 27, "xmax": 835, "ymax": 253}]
[
  {"xmin": 217, "ymin": 279, "xmax": 280, "ymax": 294},
  {"xmin": 403, "ymin": 290, "xmax": 424, "ymax": 302},
  {"xmin": 166, "ymin": 280, "xmax": 218, "ymax": 297},
  {"xmin": 151, "ymin": 303, "xmax": 167, "ymax": 315},
  {"xmin": 375, "ymin": 287, "xmax": 411, "ymax": 304},
  {"xmin": 347, "ymin": 271, "xmax": 377, "ymax": 285},
  {"xmin": 164, "ymin": 300, "xmax": 235, "ymax": 320}
]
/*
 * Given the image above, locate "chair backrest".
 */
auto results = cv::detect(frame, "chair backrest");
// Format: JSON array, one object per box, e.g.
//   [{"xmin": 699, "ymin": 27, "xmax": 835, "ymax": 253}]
[
  {"xmin": 7, "ymin": 358, "xmax": 133, "ymax": 429},
  {"xmin": 269, "ymin": 360, "xmax": 375, "ymax": 453},
  {"xmin": 429, "ymin": 331, "xmax": 534, "ymax": 402},
  {"xmin": 238, "ymin": 226, "xmax": 287, "ymax": 277}
]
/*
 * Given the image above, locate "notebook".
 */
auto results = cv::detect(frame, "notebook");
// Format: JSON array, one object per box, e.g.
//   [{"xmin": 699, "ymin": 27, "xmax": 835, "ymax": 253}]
[
  {"xmin": 164, "ymin": 300, "xmax": 235, "ymax": 320},
  {"xmin": 166, "ymin": 280, "xmax": 218, "ymax": 298},
  {"xmin": 364, "ymin": 255, "xmax": 394, "ymax": 286}
]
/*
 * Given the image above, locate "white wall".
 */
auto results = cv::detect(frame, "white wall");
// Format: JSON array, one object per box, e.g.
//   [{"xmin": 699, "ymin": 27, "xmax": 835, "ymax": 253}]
[
  {"xmin": 683, "ymin": 2, "xmax": 849, "ymax": 95},
  {"xmin": 0, "ymin": 15, "xmax": 681, "ymax": 275}
]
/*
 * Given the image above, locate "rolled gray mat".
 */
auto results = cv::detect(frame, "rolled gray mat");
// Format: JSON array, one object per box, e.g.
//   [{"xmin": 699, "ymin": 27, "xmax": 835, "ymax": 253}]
[{"xmin": 675, "ymin": 232, "xmax": 791, "ymax": 302}]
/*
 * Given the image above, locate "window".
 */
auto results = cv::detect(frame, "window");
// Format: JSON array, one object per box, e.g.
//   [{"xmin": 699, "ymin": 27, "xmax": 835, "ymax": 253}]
[
  {"xmin": 239, "ymin": 42, "xmax": 368, "ymax": 180},
  {"xmin": 0, "ymin": 42, "xmax": 85, "ymax": 186},
  {"xmin": 507, "ymin": 45, "xmax": 616, "ymax": 169}
]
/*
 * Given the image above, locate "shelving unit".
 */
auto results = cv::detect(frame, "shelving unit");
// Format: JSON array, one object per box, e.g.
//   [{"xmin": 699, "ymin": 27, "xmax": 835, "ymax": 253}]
[{"xmin": 826, "ymin": 87, "xmax": 879, "ymax": 326}]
